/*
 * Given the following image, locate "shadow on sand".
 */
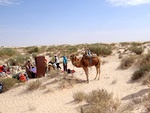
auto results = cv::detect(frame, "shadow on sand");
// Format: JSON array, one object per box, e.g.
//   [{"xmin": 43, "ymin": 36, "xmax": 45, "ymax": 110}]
[{"xmin": 121, "ymin": 88, "xmax": 149, "ymax": 101}]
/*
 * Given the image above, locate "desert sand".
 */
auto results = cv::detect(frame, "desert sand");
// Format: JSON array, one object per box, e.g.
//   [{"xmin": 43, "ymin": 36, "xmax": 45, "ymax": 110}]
[{"xmin": 0, "ymin": 48, "xmax": 149, "ymax": 113}]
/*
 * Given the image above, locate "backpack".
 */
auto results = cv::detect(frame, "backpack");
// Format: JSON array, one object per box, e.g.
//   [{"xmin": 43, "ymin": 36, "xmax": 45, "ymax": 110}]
[{"xmin": 19, "ymin": 74, "xmax": 27, "ymax": 82}]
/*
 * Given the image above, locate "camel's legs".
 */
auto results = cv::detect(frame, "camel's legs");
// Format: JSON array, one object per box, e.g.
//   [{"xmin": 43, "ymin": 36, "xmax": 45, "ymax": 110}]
[
  {"xmin": 97, "ymin": 67, "xmax": 101, "ymax": 80},
  {"xmin": 83, "ymin": 67, "xmax": 89, "ymax": 83},
  {"xmin": 94, "ymin": 66, "xmax": 101, "ymax": 80},
  {"xmin": 94, "ymin": 67, "xmax": 98, "ymax": 80}
]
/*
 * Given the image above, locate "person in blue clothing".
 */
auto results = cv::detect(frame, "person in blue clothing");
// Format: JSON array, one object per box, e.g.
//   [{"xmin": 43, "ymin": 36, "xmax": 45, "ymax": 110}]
[{"xmin": 63, "ymin": 55, "xmax": 67, "ymax": 72}]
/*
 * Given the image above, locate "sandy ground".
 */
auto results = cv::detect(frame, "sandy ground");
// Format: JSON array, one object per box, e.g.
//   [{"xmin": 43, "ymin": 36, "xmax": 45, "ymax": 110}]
[{"xmin": 0, "ymin": 51, "xmax": 149, "ymax": 113}]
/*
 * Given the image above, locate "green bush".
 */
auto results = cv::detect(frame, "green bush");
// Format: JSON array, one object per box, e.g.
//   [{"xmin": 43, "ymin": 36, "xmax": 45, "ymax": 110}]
[
  {"xmin": 0, "ymin": 78, "xmax": 19, "ymax": 92},
  {"xmin": 0, "ymin": 48, "xmax": 16, "ymax": 58},
  {"xmin": 81, "ymin": 89, "xmax": 120, "ymax": 113},
  {"xmin": 130, "ymin": 46, "xmax": 143, "ymax": 54},
  {"xmin": 131, "ymin": 42, "xmax": 142, "ymax": 47},
  {"xmin": 89, "ymin": 45, "xmax": 112, "ymax": 56},
  {"xmin": 67, "ymin": 46, "xmax": 78, "ymax": 54},
  {"xmin": 140, "ymin": 52, "xmax": 150, "ymax": 66},
  {"xmin": 7, "ymin": 55, "xmax": 30, "ymax": 66},
  {"xmin": 119, "ymin": 56, "xmax": 135, "ymax": 69},
  {"xmin": 120, "ymin": 42, "xmax": 131, "ymax": 46},
  {"xmin": 26, "ymin": 46, "xmax": 39, "ymax": 54},
  {"xmin": 132, "ymin": 65, "xmax": 150, "ymax": 80}
]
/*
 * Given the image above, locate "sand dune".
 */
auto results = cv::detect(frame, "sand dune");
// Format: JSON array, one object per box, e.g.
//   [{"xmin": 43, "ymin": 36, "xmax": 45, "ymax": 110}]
[{"xmin": 0, "ymin": 47, "xmax": 149, "ymax": 113}]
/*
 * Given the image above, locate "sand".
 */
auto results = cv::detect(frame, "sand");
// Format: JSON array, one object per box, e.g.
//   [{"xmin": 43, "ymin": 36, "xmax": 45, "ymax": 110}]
[{"xmin": 0, "ymin": 50, "xmax": 149, "ymax": 113}]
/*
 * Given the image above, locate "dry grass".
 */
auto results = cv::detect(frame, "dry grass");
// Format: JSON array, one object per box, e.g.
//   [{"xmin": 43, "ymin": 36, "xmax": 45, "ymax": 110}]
[
  {"xmin": 58, "ymin": 76, "xmax": 83, "ymax": 89},
  {"xmin": 132, "ymin": 52, "xmax": 150, "ymax": 81},
  {"xmin": 78, "ymin": 89, "xmax": 120, "ymax": 113},
  {"xmin": 0, "ymin": 77, "xmax": 19, "ymax": 92},
  {"xmin": 47, "ymin": 70, "xmax": 61, "ymax": 78},
  {"xmin": 132, "ymin": 65, "xmax": 150, "ymax": 80},
  {"xmin": 119, "ymin": 56, "xmax": 135, "ymax": 69},
  {"xmin": 73, "ymin": 91, "xmax": 86, "ymax": 102},
  {"xmin": 26, "ymin": 79, "xmax": 42, "ymax": 91}
]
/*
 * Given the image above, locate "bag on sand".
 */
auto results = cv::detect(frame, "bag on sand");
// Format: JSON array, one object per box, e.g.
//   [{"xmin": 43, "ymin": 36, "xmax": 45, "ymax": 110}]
[
  {"xmin": 0, "ymin": 82, "xmax": 3, "ymax": 93},
  {"xmin": 19, "ymin": 74, "xmax": 27, "ymax": 82}
]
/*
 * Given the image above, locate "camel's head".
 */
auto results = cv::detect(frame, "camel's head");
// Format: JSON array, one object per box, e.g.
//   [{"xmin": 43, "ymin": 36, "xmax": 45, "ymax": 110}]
[{"xmin": 70, "ymin": 54, "xmax": 79, "ymax": 62}]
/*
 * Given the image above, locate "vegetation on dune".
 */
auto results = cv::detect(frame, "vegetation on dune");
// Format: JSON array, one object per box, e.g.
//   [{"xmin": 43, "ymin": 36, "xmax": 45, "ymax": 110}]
[
  {"xmin": 132, "ymin": 52, "xmax": 150, "ymax": 80},
  {"xmin": 88, "ymin": 44, "xmax": 112, "ymax": 56},
  {"xmin": 0, "ymin": 48, "xmax": 17, "ymax": 59},
  {"xmin": 73, "ymin": 89, "xmax": 120, "ymax": 113},
  {"xmin": 119, "ymin": 56, "xmax": 135, "ymax": 69},
  {"xmin": 0, "ymin": 78, "xmax": 19, "ymax": 92}
]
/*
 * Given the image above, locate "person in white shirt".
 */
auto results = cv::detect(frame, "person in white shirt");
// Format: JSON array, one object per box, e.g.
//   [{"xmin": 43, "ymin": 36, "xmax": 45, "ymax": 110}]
[{"xmin": 54, "ymin": 55, "xmax": 61, "ymax": 69}]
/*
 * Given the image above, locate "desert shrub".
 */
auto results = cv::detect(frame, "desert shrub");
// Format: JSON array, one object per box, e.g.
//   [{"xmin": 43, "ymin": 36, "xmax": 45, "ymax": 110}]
[
  {"xmin": 131, "ymin": 42, "xmax": 142, "ymax": 47},
  {"xmin": 119, "ymin": 56, "xmax": 135, "ymax": 69},
  {"xmin": 0, "ymin": 48, "xmax": 16, "ymax": 58},
  {"xmin": 142, "ymin": 72, "xmax": 150, "ymax": 85},
  {"xmin": 130, "ymin": 46, "xmax": 143, "ymax": 55},
  {"xmin": 46, "ymin": 46, "xmax": 56, "ymax": 52},
  {"xmin": 7, "ymin": 55, "xmax": 30, "ymax": 66},
  {"xmin": 38, "ymin": 46, "xmax": 47, "ymax": 53},
  {"xmin": 32, "ymin": 52, "xmax": 38, "ymax": 59},
  {"xmin": 47, "ymin": 70, "xmax": 60, "ymax": 78},
  {"xmin": 85, "ymin": 89, "xmax": 112, "ymax": 104},
  {"xmin": 26, "ymin": 79, "xmax": 42, "ymax": 91},
  {"xmin": 73, "ymin": 91, "xmax": 86, "ymax": 102},
  {"xmin": 120, "ymin": 42, "xmax": 131, "ymax": 46},
  {"xmin": 140, "ymin": 52, "xmax": 150, "ymax": 66},
  {"xmin": 67, "ymin": 46, "xmax": 78, "ymax": 54},
  {"xmin": 0, "ymin": 78, "xmax": 19, "ymax": 92},
  {"xmin": 89, "ymin": 45, "xmax": 112, "ymax": 56},
  {"xmin": 81, "ymin": 89, "xmax": 120, "ymax": 113},
  {"xmin": 26, "ymin": 46, "xmax": 39, "ymax": 54},
  {"xmin": 132, "ymin": 65, "xmax": 150, "ymax": 80}
]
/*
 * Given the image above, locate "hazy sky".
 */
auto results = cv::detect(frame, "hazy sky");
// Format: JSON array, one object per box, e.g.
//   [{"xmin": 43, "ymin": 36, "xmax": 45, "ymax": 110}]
[{"xmin": 0, "ymin": 0, "xmax": 150, "ymax": 47}]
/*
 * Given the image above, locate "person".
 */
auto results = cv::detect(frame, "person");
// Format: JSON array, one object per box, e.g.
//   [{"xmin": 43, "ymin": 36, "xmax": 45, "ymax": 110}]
[
  {"xmin": 85, "ymin": 50, "xmax": 92, "ymax": 56},
  {"xmin": 30, "ymin": 66, "xmax": 36, "ymax": 78},
  {"xmin": 0, "ymin": 65, "xmax": 6, "ymax": 76},
  {"xmin": 54, "ymin": 55, "xmax": 61, "ymax": 69},
  {"xmin": 63, "ymin": 56, "xmax": 67, "ymax": 72},
  {"xmin": 48, "ymin": 61, "xmax": 57, "ymax": 70},
  {"xmin": 23, "ymin": 59, "xmax": 32, "ymax": 78}
]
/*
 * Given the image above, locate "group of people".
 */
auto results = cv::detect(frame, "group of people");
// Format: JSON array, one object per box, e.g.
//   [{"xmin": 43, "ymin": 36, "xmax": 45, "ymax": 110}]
[
  {"xmin": 48, "ymin": 55, "xmax": 68, "ymax": 72},
  {"xmin": 22, "ymin": 54, "xmax": 68, "ymax": 78}
]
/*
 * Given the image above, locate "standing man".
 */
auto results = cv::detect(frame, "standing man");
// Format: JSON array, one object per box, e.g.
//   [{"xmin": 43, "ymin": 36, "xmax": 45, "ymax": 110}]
[{"xmin": 63, "ymin": 56, "xmax": 67, "ymax": 72}]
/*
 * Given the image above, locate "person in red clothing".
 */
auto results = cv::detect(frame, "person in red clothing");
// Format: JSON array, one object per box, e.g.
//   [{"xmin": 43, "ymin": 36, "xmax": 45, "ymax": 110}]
[{"xmin": 0, "ymin": 65, "xmax": 6, "ymax": 76}]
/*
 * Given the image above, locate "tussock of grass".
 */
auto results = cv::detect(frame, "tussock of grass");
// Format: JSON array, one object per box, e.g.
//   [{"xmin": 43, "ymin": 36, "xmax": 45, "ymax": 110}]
[
  {"xmin": 89, "ymin": 45, "xmax": 112, "ymax": 56},
  {"xmin": 0, "ymin": 48, "xmax": 16, "ymax": 59},
  {"xmin": 47, "ymin": 70, "xmax": 60, "ymax": 78},
  {"xmin": 132, "ymin": 65, "xmax": 150, "ymax": 80},
  {"xmin": 73, "ymin": 91, "xmax": 85, "ymax": 102},
  {"xmin": 119, "ymin": 56, "xmax": 135, "ymax": 69},
  {"xmin": 74, "ymin": 89, "xmax": 121, "ymax": 113},
  {"xmin": 26, "ymin": 79, "xmax": 42, "ymax": 91},
  {"xmin": 130, "ymin": 46, "xmax": 143, "ymax": 55},
  {"xmin": 132, "ymin": 52, "xmax": 150, "ymax": 81},
  {"xmin": 140, "ymin": 53, "xmax": 150, "ymax": 66},
  {"xmin": 0, "ymin": 78, "xmax": 19, "ymax": 92}
]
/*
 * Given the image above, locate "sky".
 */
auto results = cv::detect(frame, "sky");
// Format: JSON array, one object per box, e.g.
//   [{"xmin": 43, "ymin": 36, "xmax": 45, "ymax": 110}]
[{"xmin": 0, "ymin": 0, "xmax": 150, "ymax": 47}]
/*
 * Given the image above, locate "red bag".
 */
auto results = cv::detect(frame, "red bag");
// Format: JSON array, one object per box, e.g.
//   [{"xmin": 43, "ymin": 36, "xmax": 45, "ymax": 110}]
[{"xmin": 19, "ymin": 74, "xmax": 27, "ymax": 82}]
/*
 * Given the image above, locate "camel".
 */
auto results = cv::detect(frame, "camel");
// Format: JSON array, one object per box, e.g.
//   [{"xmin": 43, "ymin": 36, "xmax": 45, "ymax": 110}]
[{"xmin": 70, "ymin": 54, "xmax": 101, "ymax": 83}]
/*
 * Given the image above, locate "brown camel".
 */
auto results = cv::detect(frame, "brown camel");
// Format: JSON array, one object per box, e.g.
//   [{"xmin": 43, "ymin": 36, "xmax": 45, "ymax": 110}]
[{"xmin": 70, "ymin": 54, "xmax": 101, "ymax": 83}]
